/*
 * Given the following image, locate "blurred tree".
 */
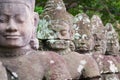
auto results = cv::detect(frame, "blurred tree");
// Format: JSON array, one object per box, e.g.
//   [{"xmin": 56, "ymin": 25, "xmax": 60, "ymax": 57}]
[{"xmin": 35, "ymin": 0, "xmax": 120, "ymax": 24}]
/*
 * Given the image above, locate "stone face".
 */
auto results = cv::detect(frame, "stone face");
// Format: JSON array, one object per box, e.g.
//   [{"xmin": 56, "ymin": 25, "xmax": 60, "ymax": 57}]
[
  {"xmin": 105, "ymin": 23, "xmax": 120, "ymax": 55},
  {"xmin": 73, "ymin": 13, "xmax": 95, "ymax": 53},
  {"xmin": 38, "ymin": 0, "xmax": 74, "ymax": 40},
  {"xmin": 38, "ymin": 13, "xmax": 74, "ymax": 40},
  {"xmin": 91, "ymin": 15, "xmax": 107, "ymax": 54},
  {"xmin": 0, "ymin": 3, "xmax": 34, "ymax": 48},
  {"xmin": 38, "ymin": 0, "xmax": 74, "ymax": 50}
]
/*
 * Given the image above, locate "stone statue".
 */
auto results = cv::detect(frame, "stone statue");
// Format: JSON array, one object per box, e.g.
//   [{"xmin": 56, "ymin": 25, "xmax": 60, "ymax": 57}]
[
  {"xmin": 91, "ymin": 15, "xmax": 107, "ymax": 54},
  {"xmin": 73, "ymin": 13, "xmax": 95, "ymax": 54},
  {"xmin": 105, "ymin": 23, "xmax": 120, "ymax": 79},
  {"xmin": 105, "ymin": 23, "xmax": 119, "ymax": 55},
  {"xmin": 0, "ymin": 0, "xmax": 72, "ymax": 80},
  {"xmin": 91, "ymin": 15, "xmax": 119, "ymax": 80},
  {"xmin": 38, "ymin": 0, "xmax": 101, "ymax": 79},
  {"xmin": 73, "ymin": 13, "xmax": 102, "ymax": 80}
]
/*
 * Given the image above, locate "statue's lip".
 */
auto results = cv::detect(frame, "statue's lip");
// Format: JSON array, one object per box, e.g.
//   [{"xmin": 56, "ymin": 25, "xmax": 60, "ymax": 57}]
[
  {"xmin": 3, "ymin": 35, "xmax": 21, "ymax": 39},
  {"xmin": 76, "ymin": 46, "xmax": 88, "ymax": 50},
  {"xmin": 94, "ymin": 45, "xmax": 101, "ymax": 47},
  {"xmin": 94, "ymin": 46, "xmax": 102, "ymax": 50}
]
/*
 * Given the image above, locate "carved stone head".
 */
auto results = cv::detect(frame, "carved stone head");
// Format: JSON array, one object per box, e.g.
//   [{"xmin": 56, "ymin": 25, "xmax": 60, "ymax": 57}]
[
  {"xmin": 73, "ymin": 13, "xmax": 94, "ymax": 53},
  {"xmin": 91, "ymin": 15, "xmax": 107, "ymax": 54},
  {"xmin": 105, "ymin": 23, "xmax": 119, "ymax": 55},
  {"xmin": 0, "ymin": 0, "xmax": 39, "ymax": 49},
  {"xmin": 37, "ymin": 0, "xmax": 74, "ymax": 50}
]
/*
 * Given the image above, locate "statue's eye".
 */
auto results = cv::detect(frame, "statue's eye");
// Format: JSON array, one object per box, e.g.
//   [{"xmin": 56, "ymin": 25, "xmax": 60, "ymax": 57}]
[
  {"xmin": 0, "ymin": 15, "xmax": 8, "ymax": 23},
  {"xmin": 60, "ymin": 30, "xmax": 67, "ymax": 36},
  {"xmin": 15, "ymin": 15, "xmax": 25, "ymax": 23},
  {"xmin": 82, "ymin": 34, "xmax": 89, "ymax": 40}
]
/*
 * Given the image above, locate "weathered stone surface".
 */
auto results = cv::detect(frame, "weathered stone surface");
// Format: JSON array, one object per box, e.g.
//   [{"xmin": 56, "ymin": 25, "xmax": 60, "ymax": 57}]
[
  {"xmin": 93, "ymin": 49, "xmax": 120, "ymax": 80},
  {"xmin": 105, "ymin": 23, "xmax": 120, "ymax": 79},
  {"xmin": 0, "ymin": 0, "xmax": 35, "ymax": 11},
  {"xmin": 72, "ymin": 13, "xmax": 101, "ymax": 79},
  {"xmin": 101, "ymin": 74, "xmax": 119, "ymax": 80},
  {"xmin": 91, "ymin": 15, "xmax": 107, "ymax": 54},
  {"xmin": 0, "ymin": 49, "xmax": 71, "ymax": 80},
  {"xmin": 30, "ymin": 13, "xmax": 40, "ymax": 50},
  {"xmin": 73, "ymin": 13, "xmax": 95, "ymax": 53},
  {"xmin": 0, "ymin": 61, "xmax": 8, "ymax": 80},
  {"xmin": 105, "ymin": 23, "xmax": 120, "ymax": 55},
  {"xmin": 91, "ymin": 15, "xmax": 119, "ymax": 80},
  {"xmin": 114, "ymin": 55, "xmax": 120, "ymax": 79},
  {"xmin": 38, "ymin": 0, "xmax": 74, "ymax": 40},
  {"xmin": 37, "ymin": 0, "xmax": 101, "ymax": 79},
  {"xmin": 30, "ymin": 37, "xmax": 39, "ymax": 50},
  {"xmin": 63, "ymin": 51, "xmax": 100, "ymax": 79}
]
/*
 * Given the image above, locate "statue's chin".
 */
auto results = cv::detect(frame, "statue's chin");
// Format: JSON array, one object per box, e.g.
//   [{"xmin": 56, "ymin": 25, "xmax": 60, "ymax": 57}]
[
  {"xmin": 105, "ymin": 51, "xmax": 113, "ymax": 55},
  {"xmin": 94, "ymin": 46, "xmax": 102, "ymax": 51},
  {"xmin": 46, "ymin": 40, "xmax": 70, "ymax": 50},
  {"xmin": 49, "ymin": 45, "xmax": 68, "ymax": 50},
  {"xmin": 0, "ymin": 43, "xmax": 30, "ymax": 50},
  {"xmin": 76, "ymin": 45, "xmax": 89, "ymax": 50}
]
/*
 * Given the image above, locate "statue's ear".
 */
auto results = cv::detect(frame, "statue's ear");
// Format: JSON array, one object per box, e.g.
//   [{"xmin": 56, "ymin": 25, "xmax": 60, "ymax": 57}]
[
  {"xmin": 33, "ymin": 12, "xmax": 39, "ymax": 27},
  {"xmin": 70, "ymin": 29, "xmax": 75, "ymax": 40}
]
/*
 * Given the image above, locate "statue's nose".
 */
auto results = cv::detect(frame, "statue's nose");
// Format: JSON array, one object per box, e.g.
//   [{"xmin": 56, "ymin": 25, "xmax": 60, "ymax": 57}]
[
  {"xmin": 80, "ymin": 42, "xmax": 85, "ymax": 45},
  {"xmin": 95, "ymin": 41, "xmax": 101, "ymax": 47},
  {"xmin": 6, "ymin": 19, "xmax": 18, "ymax": 32}
]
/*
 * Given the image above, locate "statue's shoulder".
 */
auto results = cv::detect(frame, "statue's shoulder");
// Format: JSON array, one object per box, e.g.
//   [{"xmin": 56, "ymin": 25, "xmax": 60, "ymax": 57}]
[
  {"xmin": 30, "ymin": 50, "xmax": 66, "ymax": 63},
  {"xmin": 102, "ymin": 55, "xmax": 119, "ymax": 73}
]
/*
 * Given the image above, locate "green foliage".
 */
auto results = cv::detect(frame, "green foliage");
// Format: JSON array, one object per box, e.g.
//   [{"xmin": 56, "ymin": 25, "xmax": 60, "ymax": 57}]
[
  {"xmin": 66, "ymin": 0, "xmax": 120, "ymax": 24},
  {"xmin": 34, "ymin": 6, "xmax": 43, "ymax": 15},
  {"xmin": 35, "ymin": 0, "xmax": 120, "ymax": 25}
]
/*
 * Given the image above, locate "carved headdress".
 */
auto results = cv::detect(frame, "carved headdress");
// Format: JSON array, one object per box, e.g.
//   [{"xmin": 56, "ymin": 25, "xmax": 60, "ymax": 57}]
[
  {"xmin": 44, "ymin": 0, "xmax": 66, "ymax": 13},
  {"xmin": 42, "ymin": 0, "xmax": 73, "ymax": 25},
  {"xmin": 73, "ymin": 13, "xmax": 92, "ymax": 38},
  {"xmin": 91, "ymin": 15, "xmax": 105, "ymax": 34},
  {"xmin": 0, "ymin": 0, "xmax": 35, "ymax": 10},
  {"xmin": 105, "ymin": 23, "xmax": 119, "ymax": 55}
]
